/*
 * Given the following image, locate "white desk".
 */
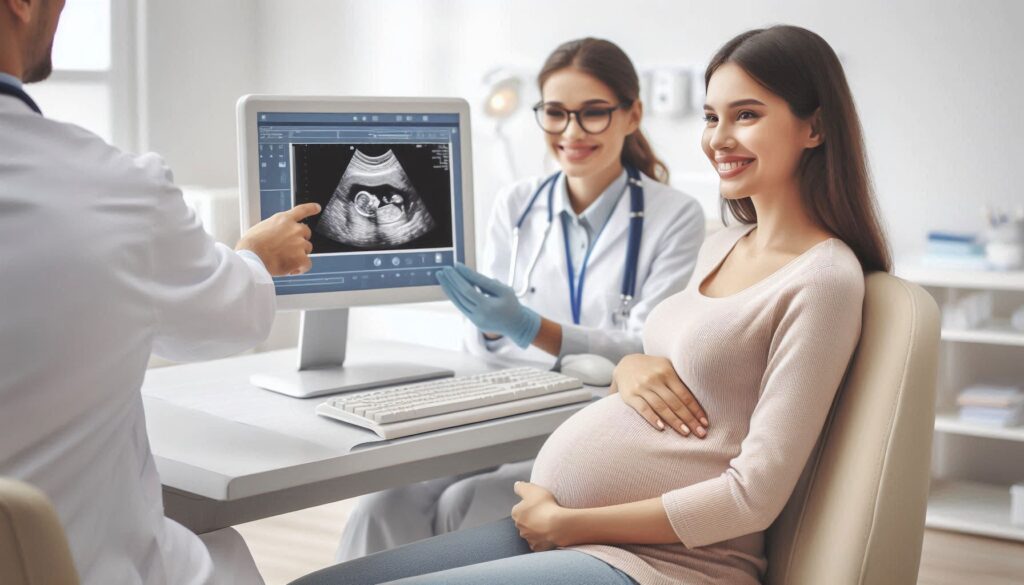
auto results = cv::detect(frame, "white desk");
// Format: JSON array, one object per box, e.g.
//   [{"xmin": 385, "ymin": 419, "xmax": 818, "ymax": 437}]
[{"xmin": 142, "ymin": 341, "xmax": 600, "ymax": 534}]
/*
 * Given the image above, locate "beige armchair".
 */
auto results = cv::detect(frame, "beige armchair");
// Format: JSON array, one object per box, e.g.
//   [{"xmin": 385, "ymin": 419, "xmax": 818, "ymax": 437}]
[
  {"xmin": 0, "ymin": 478, "xmax": 79, "ymax": 585},
  {"xmin": 766, "ymin": 272, "xmax": 940, "ymax": 584}
]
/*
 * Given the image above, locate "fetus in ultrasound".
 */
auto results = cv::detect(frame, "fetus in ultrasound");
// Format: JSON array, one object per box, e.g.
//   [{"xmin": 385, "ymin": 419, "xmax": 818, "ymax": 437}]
[{"xmin": 315, "ymin": 149, "xmax": 436, "ymax": 248}]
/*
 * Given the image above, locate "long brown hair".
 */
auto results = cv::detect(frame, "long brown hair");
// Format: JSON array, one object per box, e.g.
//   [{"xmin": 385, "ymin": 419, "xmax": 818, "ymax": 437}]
[
  {"xmin": 706, "ymin": 26, "xmax": 891, "ymax": 273},
  {"xmin": 538, "ymin": 38, "xmax": 669, "ymax": 183}
]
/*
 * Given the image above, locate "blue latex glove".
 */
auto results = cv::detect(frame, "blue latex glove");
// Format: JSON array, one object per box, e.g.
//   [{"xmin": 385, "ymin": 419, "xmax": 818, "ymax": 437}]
[{"xmin": 436, "ymin": 263, "xmax": 542, "ymax": 349}]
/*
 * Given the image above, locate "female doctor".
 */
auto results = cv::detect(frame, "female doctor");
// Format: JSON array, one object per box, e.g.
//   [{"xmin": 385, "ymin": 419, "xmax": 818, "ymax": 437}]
[{"xmin": 336, "ymin": 37, "xmax": 706, "ymax": 562}]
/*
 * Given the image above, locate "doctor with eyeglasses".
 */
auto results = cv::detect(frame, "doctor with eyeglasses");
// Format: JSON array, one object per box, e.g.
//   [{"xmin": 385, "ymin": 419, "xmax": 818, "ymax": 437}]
[
  {"xmin": 437, "ymin": 47, "xmax": 705, "ymax": 369},
  {"xmin": 336, "ymin": 37, "xmax": 705, "ymax": 562}
]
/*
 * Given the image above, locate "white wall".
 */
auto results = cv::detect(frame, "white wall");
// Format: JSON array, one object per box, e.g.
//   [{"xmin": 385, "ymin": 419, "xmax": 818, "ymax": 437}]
[
  {"xmin": 139, "ymin": 0, "xmax": 1024, "ymax": 258},
  {"xmin": 133, "ymin": 0, "xmax": 1024, "ymax": 349},
  {"xmin": 237, "ymin": 0, "xmax": 1023, "ymax": 260},
  {"xmin": 138, "ymin": 0, "xmax": 259, "ymax": 187}
]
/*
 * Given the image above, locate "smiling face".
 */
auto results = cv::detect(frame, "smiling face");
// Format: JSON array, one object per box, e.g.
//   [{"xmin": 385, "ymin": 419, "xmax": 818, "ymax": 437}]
[
  {"xmin": 538, "ymin": 67, "xmax": 640, "ymax": 180},
  {"xmin": 702, "ymin": 62, "xmax": 821, "ymax": 200}
]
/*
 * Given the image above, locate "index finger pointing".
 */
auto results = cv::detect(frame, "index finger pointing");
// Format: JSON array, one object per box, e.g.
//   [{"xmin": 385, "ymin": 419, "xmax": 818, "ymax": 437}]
[{"xmin": 286, "ymin": 202, "xmax": 322, "ymax": 221}]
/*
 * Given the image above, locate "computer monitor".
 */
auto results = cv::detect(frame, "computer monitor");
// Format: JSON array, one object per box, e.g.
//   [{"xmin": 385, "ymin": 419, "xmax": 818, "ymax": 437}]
[{"xmin": 237, "ymin": 95, "xmax": 475, "ymax": 397}]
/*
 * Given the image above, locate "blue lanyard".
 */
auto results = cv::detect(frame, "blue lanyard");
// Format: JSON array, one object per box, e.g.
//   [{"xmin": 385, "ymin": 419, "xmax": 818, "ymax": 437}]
[
  {"xmin": 516, "ymin": 166, "xmax": 644, "ymax": 325},
  {"xmin": 0, "ymin": 80, "xmax": 41, "ymax": 114},
  {"xmin": 562, "ymin": 209, "xmax": 616, "ymax": 325}
]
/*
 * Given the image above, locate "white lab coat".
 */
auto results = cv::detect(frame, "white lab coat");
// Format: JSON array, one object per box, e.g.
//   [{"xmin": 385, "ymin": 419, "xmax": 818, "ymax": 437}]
[
  {"xmin": 337, "ymin": 171, "xmax": 705, "ymax": 561},
  {"xmin": 0, "ymin": 95, "xmax": 273, "ymax": 584},
  {"xmin": 464, "ymin": 171, "xmax": 706, "ymax": 366}
]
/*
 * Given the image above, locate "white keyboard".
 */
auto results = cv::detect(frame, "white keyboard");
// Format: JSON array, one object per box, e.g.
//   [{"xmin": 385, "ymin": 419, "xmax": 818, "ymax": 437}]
[{"xmin": 316, "ymin": 367, "xmax": 592, "ymax": 440}]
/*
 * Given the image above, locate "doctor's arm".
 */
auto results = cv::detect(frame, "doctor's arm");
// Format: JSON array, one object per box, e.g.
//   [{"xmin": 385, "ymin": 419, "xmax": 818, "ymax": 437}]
[
  {"xmin": 147, "ymin": 160, "xmax": 318, "ymax": 362},
  {"xmin": 513, "ymin": 271, "xmax": 864, "ymax": 550},
  {"xmin": 235, "ymin": 204, "xmax": 321, "ymax": 276}
]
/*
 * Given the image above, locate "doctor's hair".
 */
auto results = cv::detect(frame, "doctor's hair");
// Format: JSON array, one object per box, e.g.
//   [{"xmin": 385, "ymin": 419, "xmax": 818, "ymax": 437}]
[
  {"xmin": 705, "ymin": 25, "xmax": 892, "ymax": 273},
  {"xmin": 538, "ymin": 37, "xmax": 669, "ymax": 183}
]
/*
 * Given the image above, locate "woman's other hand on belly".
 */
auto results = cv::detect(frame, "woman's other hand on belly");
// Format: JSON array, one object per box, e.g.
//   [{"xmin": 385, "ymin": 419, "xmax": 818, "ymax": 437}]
[
  {"xmin": 513, "ymin": 481, "xmax": 682, "ymax": 548},
  {"xmin": 612, "ymin": 354, "xmax": 709, "ymax": 438},
  {"xmin": 511, "ymin": 481, "xmax": 574, "ymax": 551}
]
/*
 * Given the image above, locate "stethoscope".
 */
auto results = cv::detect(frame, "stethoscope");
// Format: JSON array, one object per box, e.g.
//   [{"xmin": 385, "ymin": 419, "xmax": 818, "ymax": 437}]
[
  {"xmin": 508, "ymin": 165, "xmax": 644, "ymax": 329},
  {"xmin": 0, "ymin": 79, "xmax": 42, "ymax": 115}
]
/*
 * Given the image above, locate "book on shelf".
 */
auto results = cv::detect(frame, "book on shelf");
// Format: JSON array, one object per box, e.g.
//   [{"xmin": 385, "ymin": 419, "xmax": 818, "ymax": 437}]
[
  {"xmin": 957, "ymin": 385, "xmax": 1024, "ymax": 427},
  {"xmin": 921, "ymin": 254, "xmax": 991, "ymax": 271},
  {"xmin": 958, "ymin": 406, "xmax": 1023, "ymax": 427},
  {"xmin": 922, "ymin": 231, "xmax": 989, "ymax": 270}
]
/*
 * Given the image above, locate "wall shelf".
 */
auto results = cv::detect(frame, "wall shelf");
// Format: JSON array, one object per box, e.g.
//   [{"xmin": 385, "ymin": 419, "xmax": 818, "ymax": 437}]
[
  {"xmin": 897, "ymin": 265, "xmax": 1024, "ymax": 291},
  {"xmin": 934, "ymin": 413, "xmax": 1024, "ymax": 442},
  {"xmin": 927, "ymin": 480, "xmax": 1024, "ymax": 542},
  {"xmin": 942, "ymin": 327, "xmax": 1024, "ymax": 347},
  {"xmin": 900, "ymin": 262, "xmax": 1024, "ymax": 544}
]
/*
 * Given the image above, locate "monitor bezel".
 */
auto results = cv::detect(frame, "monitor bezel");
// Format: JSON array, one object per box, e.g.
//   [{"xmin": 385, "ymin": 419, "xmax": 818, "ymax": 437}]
[{"xmin": 237, "ymin": 95, "xmax": 476, "ymax": 311}]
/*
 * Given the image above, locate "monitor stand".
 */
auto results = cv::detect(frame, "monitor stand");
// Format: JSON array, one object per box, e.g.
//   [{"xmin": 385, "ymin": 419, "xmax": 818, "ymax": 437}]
[{"xmin": 250, "ymin": 308, "xmax": 455, "ymax": 399}]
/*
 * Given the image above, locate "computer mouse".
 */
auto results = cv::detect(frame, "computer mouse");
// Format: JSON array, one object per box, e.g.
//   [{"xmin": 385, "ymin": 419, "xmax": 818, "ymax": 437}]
[{"xmin": 559, "ymin": 354, "xmax": 616, "ymax": 387}]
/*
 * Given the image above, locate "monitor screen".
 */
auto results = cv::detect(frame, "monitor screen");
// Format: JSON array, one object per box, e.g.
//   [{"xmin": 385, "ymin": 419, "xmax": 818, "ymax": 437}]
[{"xmin": 255, "ymin": 112, "xmax": 466, "ymax": 295}]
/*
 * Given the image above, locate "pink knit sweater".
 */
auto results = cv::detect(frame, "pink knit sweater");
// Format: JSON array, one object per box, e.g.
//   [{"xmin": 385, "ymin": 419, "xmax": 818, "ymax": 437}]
[{"xmin": 530, "ymin": 224, "xmax": 865, "ymax": 585}]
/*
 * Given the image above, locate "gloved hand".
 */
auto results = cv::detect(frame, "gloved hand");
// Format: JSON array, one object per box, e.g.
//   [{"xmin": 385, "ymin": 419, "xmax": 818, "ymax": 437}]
[{"xmin": 436, "ymin": 263, "xmax": 542, "ymax": 349}]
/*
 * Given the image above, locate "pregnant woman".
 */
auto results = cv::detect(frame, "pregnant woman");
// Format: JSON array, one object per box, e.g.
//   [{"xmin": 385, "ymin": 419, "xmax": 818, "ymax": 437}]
[
  {"xmin": 293, "ymin": 24, "xmax": 891, "ymax": 585},
  {"xmin": 335, "ymin": 37, "xmax": 705, "ymax": 563}
]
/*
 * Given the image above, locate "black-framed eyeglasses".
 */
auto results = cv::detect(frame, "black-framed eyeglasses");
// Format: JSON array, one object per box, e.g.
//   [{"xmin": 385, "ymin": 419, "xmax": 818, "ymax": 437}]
[{"xmin": 532, "ymin": 101, "xmax": 633, "ymax": 135}]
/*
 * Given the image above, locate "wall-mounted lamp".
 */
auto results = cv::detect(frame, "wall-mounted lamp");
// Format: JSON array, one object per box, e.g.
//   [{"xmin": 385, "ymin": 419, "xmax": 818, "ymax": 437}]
[
  {"xmin": 481, "ymin": 68, "xmax": 528, "ymax": 179},
  {"xmin": 482, "ymin": 70, "xmax": 523, "ymax": 122}
]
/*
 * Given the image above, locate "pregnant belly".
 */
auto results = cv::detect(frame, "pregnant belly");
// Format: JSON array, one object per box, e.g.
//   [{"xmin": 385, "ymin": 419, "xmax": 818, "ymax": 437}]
[{"xmin": 530, "ymin": 394, "xmax": 723, "ymax": 509}]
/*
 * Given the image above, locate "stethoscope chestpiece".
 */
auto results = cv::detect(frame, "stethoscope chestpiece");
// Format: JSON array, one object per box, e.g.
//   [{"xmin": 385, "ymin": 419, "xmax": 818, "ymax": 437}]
[{"xmin": 611, "ymin": 294, "xmax": 634, "ymax": 330}]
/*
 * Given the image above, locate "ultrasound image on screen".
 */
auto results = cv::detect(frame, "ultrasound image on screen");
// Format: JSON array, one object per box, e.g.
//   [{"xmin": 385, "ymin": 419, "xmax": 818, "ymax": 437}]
[{"xmin": 292, "ymin": 143, "xmax": 453, "ymax": 253}]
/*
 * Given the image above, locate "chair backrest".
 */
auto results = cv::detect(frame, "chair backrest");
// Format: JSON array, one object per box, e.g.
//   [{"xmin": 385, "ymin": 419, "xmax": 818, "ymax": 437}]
[
  {"xmin": 0, "ymin": 478, "xmax": 80, "ymax": 585},
  {"xmin": 765, "ymin": 272, "xmax": 940, "ymax": 585}
]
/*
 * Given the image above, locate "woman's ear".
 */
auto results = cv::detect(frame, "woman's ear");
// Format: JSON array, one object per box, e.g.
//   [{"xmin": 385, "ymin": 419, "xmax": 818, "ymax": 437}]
[
  {"xmin": 627, "ymin": 100, "xmax": 643, "ymax": 135},
  {"xmin": 806, "ymin": 108, "xmax": 825, "ymax": 148}
]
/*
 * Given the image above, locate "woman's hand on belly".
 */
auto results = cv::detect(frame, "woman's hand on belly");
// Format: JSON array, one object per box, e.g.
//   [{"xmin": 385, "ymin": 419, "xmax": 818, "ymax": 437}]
[
  {"xmin": 612, "ymin": 354, "xmax": 709, "ymax": 438},
  {"xmin": 513, "ymin": 481, "xmax": 683, "ymax": 547},
  {"xmin": 511, "ymin": 481, "xmax": 572, "ymax": 551}
]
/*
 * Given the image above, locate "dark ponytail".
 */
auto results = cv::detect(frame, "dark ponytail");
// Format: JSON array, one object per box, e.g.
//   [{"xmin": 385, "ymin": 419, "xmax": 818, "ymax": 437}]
[{"xmin": 538, "ymin": 38, "xmax": 669, "ymax": 183}]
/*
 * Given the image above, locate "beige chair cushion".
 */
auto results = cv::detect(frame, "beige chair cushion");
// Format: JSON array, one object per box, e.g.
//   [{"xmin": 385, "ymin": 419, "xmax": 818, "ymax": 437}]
[
  {"xmin": 0, "ymin": 478, "xmax": 79, "ymax": 585},
  {"xmin": 765, "ymin": 272, "xmax": 940, "ymax": 585}
]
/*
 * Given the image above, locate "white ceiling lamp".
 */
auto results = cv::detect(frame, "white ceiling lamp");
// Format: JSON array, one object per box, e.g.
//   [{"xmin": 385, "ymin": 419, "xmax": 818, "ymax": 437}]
[
  {"xmin": 480, "ymin": 68, "xmax": 527, "ymax": 179},
  {"xmin": 482, "ymin": 68, "xmax": 523, "ymax": 122}
]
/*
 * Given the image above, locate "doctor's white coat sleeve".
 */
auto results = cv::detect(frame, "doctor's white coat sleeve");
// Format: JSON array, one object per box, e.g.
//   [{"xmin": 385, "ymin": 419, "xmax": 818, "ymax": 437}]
[
  {"xmin": 559, "ymin": 196, "xmax": 704, "ymax": 362},
  {"xmin": 141, "ymin": 154, "xmax": 276, "ymax": 362}
]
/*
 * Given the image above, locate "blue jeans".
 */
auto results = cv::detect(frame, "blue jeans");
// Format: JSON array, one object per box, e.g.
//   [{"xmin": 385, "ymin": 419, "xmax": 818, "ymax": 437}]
[{"xmin": 290, "ymin": 517, "xmax": 638, "ymax": 585}]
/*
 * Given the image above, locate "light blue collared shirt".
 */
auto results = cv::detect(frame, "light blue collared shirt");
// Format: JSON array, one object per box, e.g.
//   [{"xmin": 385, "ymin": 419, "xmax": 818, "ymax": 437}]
[
  {"xmin": 555, "ymin": 169, "xmax": 628, "ymax": 272},
  {"xmin": 0, "ymin": 72, "xmax": 23, "ymax": 89}
]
